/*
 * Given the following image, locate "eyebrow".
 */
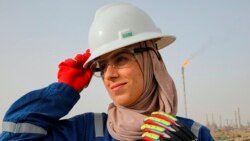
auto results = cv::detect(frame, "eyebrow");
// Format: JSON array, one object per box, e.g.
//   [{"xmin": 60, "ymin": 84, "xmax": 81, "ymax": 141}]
[
  {"xmin": 99, "ymin": 49, "xmax": 131, "ymax": 63},
  {"xmin": 111, "ymin": 50, "xmax": 130, "ymax": 58}
]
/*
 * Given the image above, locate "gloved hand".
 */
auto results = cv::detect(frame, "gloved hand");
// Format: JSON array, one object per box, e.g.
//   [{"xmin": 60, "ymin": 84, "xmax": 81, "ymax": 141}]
[
  {"xmin": 141, "ymin": 112, "xmax": 197, "ymax": 141},
  {"xmin": 58, "ymin": 49, "xmax": 93, "ymax": 92}
]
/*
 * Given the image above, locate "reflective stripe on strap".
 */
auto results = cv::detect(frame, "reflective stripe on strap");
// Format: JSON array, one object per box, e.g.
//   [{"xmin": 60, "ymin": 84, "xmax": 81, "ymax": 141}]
[
  {"xmin": 191, "ymin": 121, "xmax": 202, "ymax": 137},
  {"xmin": 2, "ymin": 121, "xmax": 47, "ymax": 135},
  {"xmin": 94, "ymin": 113, "xmax": 104, "ymax": 137}
]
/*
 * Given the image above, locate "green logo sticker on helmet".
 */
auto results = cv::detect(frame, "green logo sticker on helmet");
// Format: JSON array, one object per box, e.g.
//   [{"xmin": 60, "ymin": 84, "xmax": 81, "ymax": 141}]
[
  {"xmin": 118, "ymin": 29, "xmax": 133, "ymax": 40},
  {"xmin": 122, "ymin": 31, "xmax": 133, "ymax": 39}
]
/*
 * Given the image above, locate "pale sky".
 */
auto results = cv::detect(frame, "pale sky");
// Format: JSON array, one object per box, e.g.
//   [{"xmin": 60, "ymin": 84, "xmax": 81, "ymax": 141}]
[{"xmin": 1, "ymin": 0, "xmax": 250, "ymax": 131}]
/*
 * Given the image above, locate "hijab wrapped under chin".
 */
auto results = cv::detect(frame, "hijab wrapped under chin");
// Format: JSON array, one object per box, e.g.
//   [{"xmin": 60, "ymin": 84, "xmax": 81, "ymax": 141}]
[{"xmin": 107, "ymin": 40, "xmax": 178, "ymax": 140}]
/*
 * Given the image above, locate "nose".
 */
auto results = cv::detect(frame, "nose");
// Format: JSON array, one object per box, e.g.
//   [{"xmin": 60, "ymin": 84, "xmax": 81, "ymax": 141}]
[{"xmin": 103, "ymin": 64, "xmax": 118, "ymax": 79}]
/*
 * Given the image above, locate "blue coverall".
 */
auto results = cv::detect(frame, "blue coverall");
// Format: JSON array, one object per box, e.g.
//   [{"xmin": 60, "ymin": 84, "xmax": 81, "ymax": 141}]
[{"xmin": 0, "ymin": 83, "xmax": 214, "ymax": 141}]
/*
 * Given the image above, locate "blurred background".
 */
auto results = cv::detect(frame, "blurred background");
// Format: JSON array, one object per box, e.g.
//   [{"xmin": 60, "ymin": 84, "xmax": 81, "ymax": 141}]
[{"xmin": 1, "ymin": 1, "xmax": 250, "ymax": 137}]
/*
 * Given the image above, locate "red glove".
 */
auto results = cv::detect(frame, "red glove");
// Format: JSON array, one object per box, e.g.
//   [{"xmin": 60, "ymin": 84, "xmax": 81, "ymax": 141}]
[{"xmin": 58, "ymin": 49, "xmax": 93, "ymax": 92}]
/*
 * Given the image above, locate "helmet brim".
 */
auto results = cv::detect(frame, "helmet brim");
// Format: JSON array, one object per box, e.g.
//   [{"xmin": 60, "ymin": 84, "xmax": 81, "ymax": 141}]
[{"xmin": 86, "ymin": 32, "xmax": 176, "ymax": 64}]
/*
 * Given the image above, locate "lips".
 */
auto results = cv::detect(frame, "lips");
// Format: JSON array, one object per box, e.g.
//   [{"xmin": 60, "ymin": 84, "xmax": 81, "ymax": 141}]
[{"xmin": 110, "ymin": 82, "xmax": 127, "ymax": 90}]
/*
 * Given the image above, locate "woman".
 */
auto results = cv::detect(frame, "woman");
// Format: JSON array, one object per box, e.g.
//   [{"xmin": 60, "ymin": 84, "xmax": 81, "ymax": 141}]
[{"xmin": 0, "ymin": 3, "xmax": 213, "ymax": 141}]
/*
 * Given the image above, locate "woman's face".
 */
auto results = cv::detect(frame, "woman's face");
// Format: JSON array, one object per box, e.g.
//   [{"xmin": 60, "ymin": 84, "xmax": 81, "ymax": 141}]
[{"xmin": 100, "ymin": 47, "xmax": 144, "ymax": 107}]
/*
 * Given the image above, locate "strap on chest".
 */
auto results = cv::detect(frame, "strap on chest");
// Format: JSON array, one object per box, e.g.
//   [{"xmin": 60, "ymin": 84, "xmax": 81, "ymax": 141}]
[
  {"xmin": 191, "ymin": 121, "xmax": 202, "ymax": 137},
  {"xmin": 94, "ymin": 113, "xmax": 104, "ymax": 137}
]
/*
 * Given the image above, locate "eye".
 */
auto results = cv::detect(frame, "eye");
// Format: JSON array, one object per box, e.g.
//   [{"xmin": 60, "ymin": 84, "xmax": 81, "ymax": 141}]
[
  {"xmin": 98, "ymin": 62, "xmax": 108, "ymax": 72},
  {"xmin": 113, "ymin": 53, "xmax": 131, "ymax": 66}
]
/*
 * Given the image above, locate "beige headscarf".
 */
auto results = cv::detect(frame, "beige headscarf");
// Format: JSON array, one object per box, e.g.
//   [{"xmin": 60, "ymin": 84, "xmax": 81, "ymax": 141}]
[{"xmin": 107, "ymin": 40, "xmax": 178, "ymax": 140}]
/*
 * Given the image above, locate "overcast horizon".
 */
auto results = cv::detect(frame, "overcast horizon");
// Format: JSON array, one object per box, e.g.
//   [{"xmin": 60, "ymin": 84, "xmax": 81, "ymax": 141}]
[{"xmin": 1, "ymin": 0, "xmax": 250, "ymax": 130}]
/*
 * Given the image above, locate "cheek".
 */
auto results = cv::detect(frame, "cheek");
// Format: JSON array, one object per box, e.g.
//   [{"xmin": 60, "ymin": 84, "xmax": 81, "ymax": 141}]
[
  {"xmin": 128, "ymin": 65, "xmax": 144, "ymax": 97},
  {"xmin": 102, "ymin": 63, "xmax": 144, "ymax": 105},
  {"xmin": 131, "ymin": 69, "xmax": 143, "ymax": 87}
]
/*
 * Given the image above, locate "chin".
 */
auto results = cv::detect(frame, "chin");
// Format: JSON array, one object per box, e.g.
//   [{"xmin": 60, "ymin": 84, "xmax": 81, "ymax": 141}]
[
  {"xmin": 116, "ymin": 101, "xmax": 128, "ymax": 106},
  {"xmin": 115, "ymin": 99, "xmax": 131, "ymax": 107}
]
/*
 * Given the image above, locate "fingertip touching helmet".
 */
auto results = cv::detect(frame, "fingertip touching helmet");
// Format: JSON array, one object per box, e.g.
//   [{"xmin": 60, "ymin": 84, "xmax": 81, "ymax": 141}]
[{"xmin": 86, "ymin": 3, "xmax": 176, "ymax": 64}]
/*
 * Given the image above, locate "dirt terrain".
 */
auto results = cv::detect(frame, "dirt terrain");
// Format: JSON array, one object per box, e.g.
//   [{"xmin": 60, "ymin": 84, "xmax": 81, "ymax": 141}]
[{"xmin": 212, "ymin": 128, "xmax": 250, "ymax": 141}]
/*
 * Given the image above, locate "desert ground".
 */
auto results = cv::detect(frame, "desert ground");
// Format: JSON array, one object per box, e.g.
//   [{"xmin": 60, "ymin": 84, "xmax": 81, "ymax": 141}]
[{"xmin": 211, "ymin": 128, "xmax": 250, "ymax": 141}]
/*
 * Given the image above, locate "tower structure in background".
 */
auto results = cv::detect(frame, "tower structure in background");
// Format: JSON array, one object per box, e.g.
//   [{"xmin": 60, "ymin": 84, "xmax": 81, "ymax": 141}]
[
  {"xmin": 181, "ymin": 59, "xmax": 190, "ymax": 117},
  {"xmin": 238, "ymin": 107, "xmax": 242, "ymax": 128},
  {"xmin": 219, "ymin": 115, "xmax": 222, "ymax": 129},
  {"xmin": 235, "ymin": 110, "xmax": 238, "ymax": 128}
]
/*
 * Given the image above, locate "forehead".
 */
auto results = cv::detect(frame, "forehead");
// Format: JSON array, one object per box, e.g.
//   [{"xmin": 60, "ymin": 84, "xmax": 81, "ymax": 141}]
[{"xmin": 98, "ymin": 43, "xmax": 140, "ymax": 60}]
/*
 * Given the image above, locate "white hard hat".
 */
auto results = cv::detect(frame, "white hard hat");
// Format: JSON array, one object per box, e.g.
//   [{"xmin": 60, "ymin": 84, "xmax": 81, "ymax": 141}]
[{"xmin": 86, "ymin": 3, "xmax": 176, "ymax": 63}]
